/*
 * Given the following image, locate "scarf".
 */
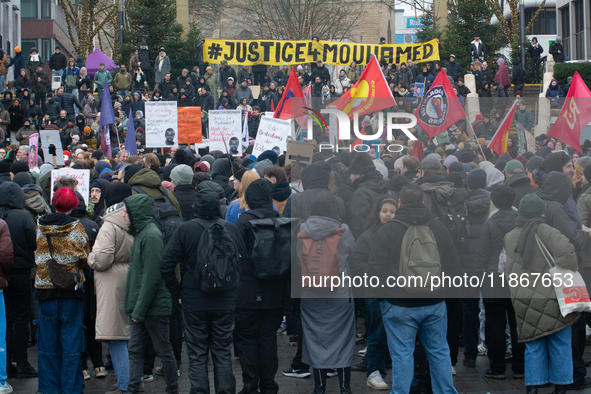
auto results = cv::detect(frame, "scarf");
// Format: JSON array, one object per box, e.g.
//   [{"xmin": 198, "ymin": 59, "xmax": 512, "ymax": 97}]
[
  {"xmin": 515, "ymin": 215, "xmax": 546, "ymax": 269},
  {"xmin": 339, "ymin": 74, "xmax": 345, "ymax": 81},
  {"xmin": 158, "ymin": 54, "xmax": 166, "ymax": 72}
]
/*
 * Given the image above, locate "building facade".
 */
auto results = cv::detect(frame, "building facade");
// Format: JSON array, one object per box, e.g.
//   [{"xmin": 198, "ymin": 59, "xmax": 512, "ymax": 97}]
[
  {"xmin": 556, "ymin": 0, "xmax": 590, "ymax": 60},
  {"xmin": 1, "ymin": 0, "xmax": 21, "ymax": 81}
]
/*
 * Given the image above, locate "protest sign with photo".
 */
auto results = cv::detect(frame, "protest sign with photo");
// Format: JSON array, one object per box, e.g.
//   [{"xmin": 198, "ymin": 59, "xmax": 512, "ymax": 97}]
[
  {"xmin": 50, "ymin": 169, "xmax": 91, "ymax": 205},
  {"xmin": 40, "ymin": 129, "xmax": 64, "ymax": 167},
  {"xmin": 145, "ymin": 101, "xmax": 178, "ymax": 147},
  {"xmin": 209, "ymin": 110, "xmax": 243, "ymax": 156},
  {"xmin": 252, "ymin": 116, "xmax": 291, "ymax": 158},
  {"xmin": 414, "ymin": 82, "xmax": 425, "ymax": 97},
  {"xmin": 177, "ymin": 107, "xmax": 202, "ymax": 144},
  {"xmin": 28, "ymin": 133, "xmax": 38, "ymax": 169}
]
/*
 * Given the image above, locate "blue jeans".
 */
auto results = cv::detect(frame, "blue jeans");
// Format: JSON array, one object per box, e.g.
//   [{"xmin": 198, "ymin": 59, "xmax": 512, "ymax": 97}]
[
  {"xmin": 365, "ymin": 299, "xmax": 387, "ymax": 378},
  {"xmin": 0, "ymin": 291, "xmax": 6, "ymax": 384},
  {"xmin": 381, "ymin": 301, "xmax": 457, "ymax": 394},
  {"xmin": 118, "ymin": 90, "xmax": 129, "ymax": 97},
  {"xmin": 461, "ymin": 298, "xmax": 479, "ymax": 360},
  {"xmin": 109, "ymin": 340, "xmax": 129, "ymax": 391},
  {"xmin": 52, "ymin": 69, "xmax": 62, "ymax": 78},
  {"xmin": 37, "ymin": 298, "xmax": 85, "ymax": 394},
  {"xmin": 0, "ymin": 75, "xmax": 5, "ymax": 93},
  {"xmin": 97, "ymin": 88, "xmax": 104, "ymax": 102},
  {"xmin": 525, "ymin": 326, "xmax": 573, "ymax": 386}
]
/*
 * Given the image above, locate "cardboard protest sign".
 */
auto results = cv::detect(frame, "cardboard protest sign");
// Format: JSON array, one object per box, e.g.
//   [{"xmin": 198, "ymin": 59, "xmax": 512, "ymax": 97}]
[
  {"xmin": 286, "ymin": 141, "xmax": 314, "ymax": 167},
  {"xmin": 50, "ymin": 169, "xmax": 91, "ymax": 205},
  {"xmin": 252, "ymin": 116, "xmax": 291, "ymax": 158},
  {"xmin": 28, "ymin": 133, "xmax": 39, "ymax": 169},
  {"xmin": 145, "ymin": 101, "xmax": 178, "ymax": 147},
  {"xmin": 52, "ymin": 76, "xmax": 62, "ymax": 90},
  {"xmin": 177, "ymin": 107, "xmax": 202, "ymax": 144},
  {"xmin": 209, "ymin": 110, "xmax": 242, "ymax": 156},
  {"xmin": 40, "ymin": 130, "xmax": 64, "ymax": 167}
]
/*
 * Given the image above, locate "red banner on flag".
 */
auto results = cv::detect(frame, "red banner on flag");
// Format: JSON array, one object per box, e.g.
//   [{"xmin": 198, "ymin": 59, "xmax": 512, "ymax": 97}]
[
  {"xmin": 547, "ymin": 72, "xmax": 591, "ymax": 152},
  {"xmin": 331, "ymin": 55, "xmax": 396, "ymax": 120},
  {"xmin": 273, "ymin": 67, "xmax": 305, "ymax": 121},
  {"xmin": 488, "ymin": 100, "xmax": 518, "ymax": 155},
  {"xmin": 414, "ymin": 69, "xmax": 466, "ymax": 139}
]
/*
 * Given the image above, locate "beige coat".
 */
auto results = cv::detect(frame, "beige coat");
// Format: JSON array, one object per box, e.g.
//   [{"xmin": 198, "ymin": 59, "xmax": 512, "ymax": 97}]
[{"xmin": 88, "ymin": 204, "xmax": 134, "ymax": 341}]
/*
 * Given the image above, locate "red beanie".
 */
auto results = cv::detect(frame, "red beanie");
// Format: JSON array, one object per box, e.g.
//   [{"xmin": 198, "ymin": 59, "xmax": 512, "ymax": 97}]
[{"xmin": 52, "ymin": 187, "xmax": 79, "ymax": 213}]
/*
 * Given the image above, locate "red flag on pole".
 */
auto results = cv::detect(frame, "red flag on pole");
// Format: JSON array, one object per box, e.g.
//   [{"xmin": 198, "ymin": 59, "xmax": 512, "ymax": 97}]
[
  {"xmin": 488, "ymin": 100, "xmax": 518, "ymax": 155},
  {"xmin": 273, "ymin": 67, "xmax": 304, "ymax": 120},
  {"xmin": 546, "ymin": 72, "xmax": 591, "ymax": 152},
  {"xmin": 331, "ymin": 55, "xmax": 396, "ymax": 120},
  {"xmin": 414, "ymin": 69, "xmax": 467, "ymax": 139}
]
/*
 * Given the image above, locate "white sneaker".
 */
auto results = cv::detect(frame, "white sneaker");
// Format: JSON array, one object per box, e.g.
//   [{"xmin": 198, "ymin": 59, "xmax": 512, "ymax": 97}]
[
  {"xmin": 477, "ymin": 343, "xmax": 488, "ymax": 356},
  {"xmin": 366, "ymin": 370, "xmax": 388, "ymax": 391},
  {"xmin": 358, "ymin": 347, "xmax": 367, "ymax": 357},
  {"xmin": 0, "ymin": 382, "xmax": 12, "ymax": 393},
  {"xmin": 452, "ymin": 366, "xmax": 457, "ymax": 376}
]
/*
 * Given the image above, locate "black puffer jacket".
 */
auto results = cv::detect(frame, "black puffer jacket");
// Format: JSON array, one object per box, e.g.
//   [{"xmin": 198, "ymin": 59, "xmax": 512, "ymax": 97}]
[
  {"xmin": 173, "ymin": 184, "xmax": 197, "ymax": 222},
  {"xmin": 347, "ymin": 170, "xmax": 390, "ymax": 239},
  {"xmin": 235, "ymin": 179, "xmax": 289, "ymax": 309},
  {"xmin": 44, "ymin": 95, "xmax": 62, "ymax": 118},
  {"xmin": 60, "ymin": 85, "xmax": 82, "ymax": 114},
  {"xmin": 504, "ymin": 173, "xmax": 538, "ymax": 208},
  {"xmin": 0, "ymin": 182, "xmax": 37, "ymax": 274},
  {"xmin": 160, "ymin": 189, "xmax": 247, "ymax": 312},
  {"xmin": 457, "ymin": 188, "xmax": 490, "ymax": 275}
]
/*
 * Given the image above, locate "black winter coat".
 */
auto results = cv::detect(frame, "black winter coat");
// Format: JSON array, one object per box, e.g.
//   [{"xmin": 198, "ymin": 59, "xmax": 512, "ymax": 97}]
[
  {"xmin": 60, "ymin": 88, "xmax": 82, "ymax": 114},
  {"xmin": 44, "ymin": 96, "xmax": 62, "ymax": 118},
  {"xmin": 457, "ymin": 188, "xmax": 490, "ymax": 276},
  {"xmin": 347, "ymin": 170, "xmax": 390, "ymax": 239},
  {"xmin": 311, "ymin": 66, "xmax": 331, "ymax": 84},
  {"xmin": 138, "ymin": 48, "xmax": 151, "ymax": 71},
  {"xmin": 173, "ymin": 184, "xmax": 197, "ymax": 222},
  {"xmin": 0, "ymin": 182, "xmax": 37, "ymax": 274},
  {"xmin": 504, "ymin": 173, "xmax": 538, "ymax": 208}
]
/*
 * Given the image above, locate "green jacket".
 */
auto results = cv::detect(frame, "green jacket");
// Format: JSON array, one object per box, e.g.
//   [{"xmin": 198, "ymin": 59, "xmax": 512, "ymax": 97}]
[
  {"xmin": 124, "ymin": 194, "xmax": 171, "ymax": 322},
  {"xmin": 505, "ymin": 223, "xmax": 580, "ymax": 342},
  {"xmin": 94, "ymin": 69, "xmax": 113, "ymax": 88},
  {"xmin": 128, "ymin": 168, "xmax": 182, "ymax": 218},
  {"xmin": 113, "ymin": 71, "xmax": 132, "ymax": 91}
]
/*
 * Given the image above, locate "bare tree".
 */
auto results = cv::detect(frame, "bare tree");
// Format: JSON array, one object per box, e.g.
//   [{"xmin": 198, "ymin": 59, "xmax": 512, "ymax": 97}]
[{"xmin": 488, "ymin": 0, "xmax": 547, "ymax": 47}]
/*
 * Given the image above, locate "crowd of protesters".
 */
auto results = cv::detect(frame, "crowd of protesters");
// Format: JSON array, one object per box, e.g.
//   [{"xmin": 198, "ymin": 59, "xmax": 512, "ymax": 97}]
[{"xmin": 0, "ymin": 33, "xmax": 586, "ymax": 394}]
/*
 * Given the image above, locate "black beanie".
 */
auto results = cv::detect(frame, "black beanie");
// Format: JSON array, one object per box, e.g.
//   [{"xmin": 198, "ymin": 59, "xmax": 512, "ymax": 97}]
[
  {"xmin": 10, "ymin": 160, "xmax": 29, "ymax": 175},
  {"xmin": 466, "ymin": 168, "xmax": 487, "ymax": 190},
  {"xmin": 348, "ymin": 152, "xmax": 375, "ymax": 174},
  {"xmin": 0, "ymin": 159, "xmax": 12, "ymax": 173},
  {"xmin": 449, "ymin": 162, "xmax": 464, "ymax": 173},
  {"xmin": 105, "ymin": 183, "xmax": 132, "ymax": 207},
  {"xmin": 491, "ymin": 185, "xmax": 516, "ymax": 210},
  {"xmin": 459, "ymin": 151, "xmax": 474, "ymax": 164},
  {"xmin": 123, "ymin": 164, "xmax": 143, "ymax": 183},
  {"xmin": 92, "ymin": 149, "xmax": 104, "ymax": 160},
  {"xmin": 12, "ymin": 171, "xmax": 32, "ymax": 186}
]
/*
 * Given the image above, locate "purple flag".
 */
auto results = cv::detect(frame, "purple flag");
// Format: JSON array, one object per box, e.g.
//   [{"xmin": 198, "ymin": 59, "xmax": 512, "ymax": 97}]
[
  {"xmin": 99, "ymin": 73, "xmax": 114, "ymax": 157},
  {"xmin": 125, "ymin": 109, "xmax": 138, "ymax": 155}
]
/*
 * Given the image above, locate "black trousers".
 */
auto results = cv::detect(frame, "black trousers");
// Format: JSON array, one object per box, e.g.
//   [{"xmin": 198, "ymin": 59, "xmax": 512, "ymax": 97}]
[
  {"xmin": 484, "ymin": 299, "xmax": 524, "ymax": 374},
  {"xmin": 82, "ymin": 317, "xmax": 104, "ymax": 370},
  {"xmin": 289, "ymin": 298, "xmax": 308, "ymax": 371},
  {"xmin": 183, "ymin": 309, "xmax": 235, "ymax": 394},
  {"xmin": 530, "ymin": 57, "xmax": 541, "ymax": 83},
  {"xmin": 234, "ymin": 308, "xmax": 283, "ymax": 394},
  {"xmin": 572, "ymin": 315, "xmax": 587, "ymax": 386},
  {"xmin": 35, "ymin": 91, "xmax": 46, "ymax": 107},
  {"xmin": 5, "ymin": 273, "xmax": 31, "ymax": 365},
  {"xmin": 170, "ymin": 300, "xmax": 183, "ymax": 368},
  {"xmin": 253, "ymin": 72, "xmax": 266, "ymax": 86},
  {"xmin": 445, "ymin": 298, "xmax": 462, "ymax": 367}
]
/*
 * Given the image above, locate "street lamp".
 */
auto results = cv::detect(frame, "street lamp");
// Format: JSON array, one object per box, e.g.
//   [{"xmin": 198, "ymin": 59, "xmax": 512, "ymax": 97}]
[{"xmin": 520, "ymin": 0, "xmax": 525, "ymax": 67}]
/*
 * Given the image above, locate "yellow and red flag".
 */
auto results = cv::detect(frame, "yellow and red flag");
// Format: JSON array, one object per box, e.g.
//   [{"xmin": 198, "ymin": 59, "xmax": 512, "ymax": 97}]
[{"xmin": 488, "ymin": 100, "xmax": 518, "ymax": 155}]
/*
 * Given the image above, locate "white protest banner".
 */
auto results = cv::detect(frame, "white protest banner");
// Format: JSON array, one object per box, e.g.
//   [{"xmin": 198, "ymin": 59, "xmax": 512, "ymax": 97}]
[
  {"xmin": 50, "ymin": 169, "xmax": 91, "ymax": 205},
  {"xmin": 145, "ymin": 101, "xmax": 178, "ymax": 147},
  {"xmin": 252, "ymin": 116, "xmax": 291, "ymax": 158},
  {"xmin": 40, "ymin": 130, "xmax": 65, "ymax": 167},
  {"xmin": 52, "ymin": 76, "xmax": 62, "ymax": 90},
  {"xmin": 208, "ymin": 110, "xmax": 242, "ymax": 156}
]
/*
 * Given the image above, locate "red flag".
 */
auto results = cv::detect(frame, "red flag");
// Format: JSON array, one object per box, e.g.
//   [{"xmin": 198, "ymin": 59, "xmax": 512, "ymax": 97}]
[
  {"xmin": 414, "ymin": 69, "xmax": 466, "ymax": 139},
  {"xmin": 331, "ymin": 55, "xmax": 396, "ymax": 120},
  {"xmin": 547, "ymin": 72, "xmax": 591, "ymax": 152},
  {"xmin": 273, "ymin": 67, "xmax": 305, "ymax": 120},
  {"xmin": 412, "ymin": 140, "xmax": 425, "ymax": 160},
  {"xmin": 488, "ymin": 100, "xmax": 518, "ymax": 155}
]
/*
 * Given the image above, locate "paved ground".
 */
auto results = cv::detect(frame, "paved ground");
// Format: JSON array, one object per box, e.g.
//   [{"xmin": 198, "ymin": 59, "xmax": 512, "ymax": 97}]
[{"xmin": 9, "ymin": 328, "xmax": 591, "ymax": 394}]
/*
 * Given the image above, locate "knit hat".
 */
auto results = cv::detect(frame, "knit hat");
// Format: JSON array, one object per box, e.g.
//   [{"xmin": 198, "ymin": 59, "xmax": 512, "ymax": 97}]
[
  {"xmin": 14, "ymin": 46, "xmax": 20, "ymax": 53},
  {"xmin": 234, "ymin": 167, "xmax": 247, "ymax": 181},
  {"xmin": 92, "ymin": 149, "xmax": 104, "ymax": 160},
  {"xmin": 418, "ymin": 154, "xmax": 442, "ymax": 170},
  {"xmin": 349, "ymin": 152, "xmax": 375, "ymax": 174},
  {"xmin": 459, "ymin": 151, "xmax": 474, "ymax": 164},
  {"xmin": 297, "ymin": 65, "xmax": 303, "ymax": 71},
  {"xmin": 519, "ymin": 193, "xmax": 546, "ymax": 219},
  {"xmin": 0, "ymin": 159, "xmax": 12, "ymax": 173},
  {"xmin": 12, "ymin": 172, "xmax": 32, "ymax": 186},
  {"xmin": 123, "ymin": 164, "xmax": 143, "ymax": 183},
  {"xmin": 257, "ymin": 150, "xmax": 278, "ymax": 164},
  {"xmin": 491, "ymin": 185, "xmax": 516, "ymax": 210},
  {"xmin": 170, "ymin": 164, "xmax": 193, "ymax": 186},
  {"xmin": 526, "ymin": 156, "xmax": 544, "ymax": 172},
  {"xmin": 105, "ymin": 183, "xmax": 132, "ymax": 207},
  {"xmin": 114, "ymin": 102, "xmax": 121, "ymax": 109},
  {"xmin": 443, "ymin": 155, "xmax": 458, "ymax": 167},
  {"xmin": 95, "ymin": 160, "xmax": 112, "ymax": 175},
  {"xmin": 9, "ymin": 161, "xmax": 29, "ymax": 175},
  {"xmin": 466, "ymin": 168, "xmax": 487, "ymax": 190},
  {"xmin": 194, "ymin": 161, "xmax": 209, "ymax": 173},
  {"xmin": 201, "ymin": 155, "xmax": 215, "ymax": 168},
  {"xmin": 478, "ymin": 138, "xmax": 486, "ymax": 146},
  {"xmin": 504, "ymin": 160, "xmax": 524, "ymax": 175},
  {"xmin": 463, "ymin": 164, "xmax": 472, "ymax": 172},
  {"xmin": 449, "ymin": 162, "xmax": 464, "ymax": 173}
]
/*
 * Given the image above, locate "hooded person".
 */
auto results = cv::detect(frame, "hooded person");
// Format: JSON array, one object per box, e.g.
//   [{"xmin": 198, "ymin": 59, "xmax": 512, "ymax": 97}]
[
  {"xmin": 90, "ymin": 179, "xmax": 111, "ymax": 223},
  {"xmin": 297, "ymin": 191, "xmax": 357, "ymax": 393},
  {"xmin": 0, "ymin": 159, "xmax": 12, "ymax": 185},
  {"xmin": 87, "ymin": 183, "xmax": 133, "ymax": 393},
  {"xmin": 125, "ymin": 166, "xmax": 182, "ymax": 217},
  {"xmin": 171, "ymin": 164, "xmax": 196, "ymax": 222},
  {"xmin": 234, "ymin": 178, "xmax": 289, "ymax": 393},
  {"xmin": 503, "ymin": 160, "xmax": 538, "ymax": 208},
  {"xmin": 19, "ymin": 175, "xmax": 51, "ymax": 223},
  {"xmin": 209, "ymin": 158, "xmax": 239, "ymax": 201},
  {"xmin": 347, "ymin": 152, "xmax": 390, "ymax": 239}
]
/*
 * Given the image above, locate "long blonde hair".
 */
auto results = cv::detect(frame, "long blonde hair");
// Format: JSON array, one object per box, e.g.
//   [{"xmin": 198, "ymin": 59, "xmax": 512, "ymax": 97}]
[{"xmin": 239, "ymin": 170, "xmax": 260, "ymax": 210}]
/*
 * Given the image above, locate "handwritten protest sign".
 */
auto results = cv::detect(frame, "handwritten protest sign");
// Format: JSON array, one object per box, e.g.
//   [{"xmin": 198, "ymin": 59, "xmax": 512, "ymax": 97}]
[
  {"xmin": 252, "ymin": 116, "xmax": 291, "ymax": 158},
  {"xmin": 50, "ymin": 169, "xmax": 91, "ymax": 205},
  {"xmin": 28, "ymin": 133, "xmax": 39, "ymax": 169},
  {"xmin": 40, "ymin": 130, "xmax": 64, "ymax": 167},
  {"xmin": 145, "ymin": 101, "xmax": 178, "ymax": 147},
  {"xmin": 209, "ymin": 110, "xmax": 242, "ymax": 156},
  {"xmin": 178, "ymin": 107, "xmax": 202, "ymax": 144}
]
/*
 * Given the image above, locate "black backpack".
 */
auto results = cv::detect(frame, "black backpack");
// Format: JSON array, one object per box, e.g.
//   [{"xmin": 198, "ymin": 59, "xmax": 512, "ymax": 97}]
[
  {"xmin": 247, "ymin": 210, "xmax": 292, "ymax": 280},
  {"xmin": 131, "ymin": 186, "xmax": 181, "ymax": 245},
  {"xmin": 428, "ymin": 189, "xmax": 468, "ymax": 244},
  {"xmin": 192, "ymin": 218, "xmax": 241, "ymax": 293}
]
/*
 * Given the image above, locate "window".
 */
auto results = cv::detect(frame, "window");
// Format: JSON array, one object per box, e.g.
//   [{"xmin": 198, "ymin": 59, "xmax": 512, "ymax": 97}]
[
  {"xmin": 525, "ymin": 8, "xmax": 557, "ymax": 35},
  {"xmin": 560, "ymin": 6, "xmax": 570, "ymax": 60},
  {"xmin": 20, "ymin": 39, "xmax": 37, "ymax": 61},
  {"xmin": 21, "ymin": 0, "xmax": 37, "ymax": 19},
  {"xmin": 41, "ymin": 0, "xmax": 50, "ymax": 19},
  {"xmin": 42, "ymin": 39, "xmax": 51, "ymax": 62}
]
